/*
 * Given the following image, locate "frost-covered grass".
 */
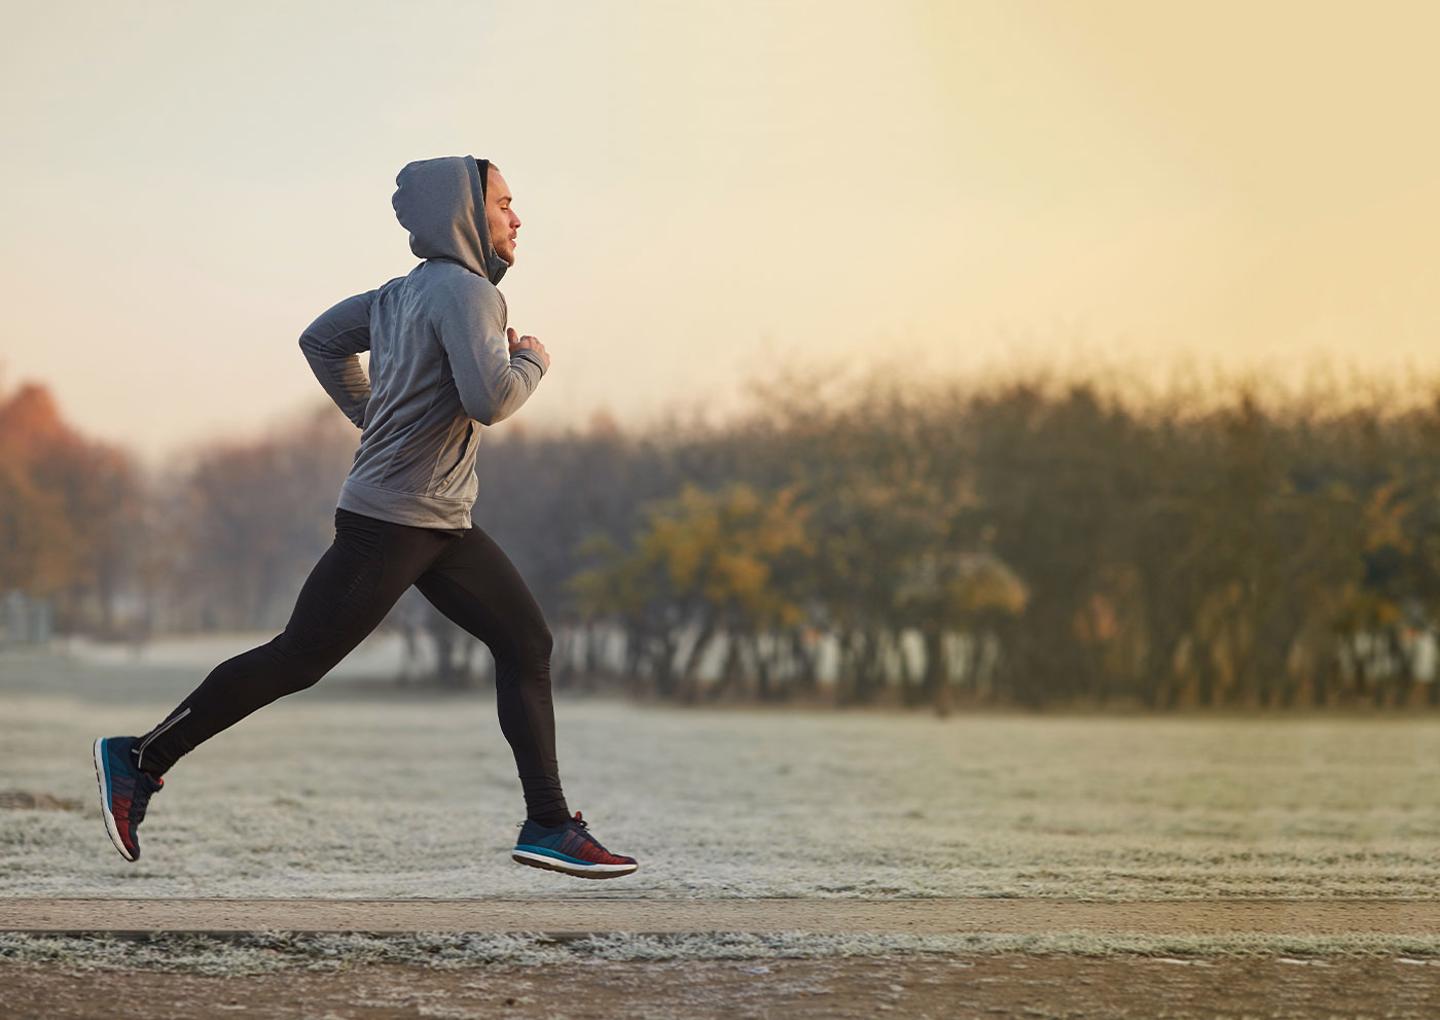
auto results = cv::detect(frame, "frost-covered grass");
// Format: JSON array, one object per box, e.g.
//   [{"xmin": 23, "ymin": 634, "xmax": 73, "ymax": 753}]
[
  {"xmin": 2, "ymin": 648, "xmax": 1440, "ymax": 901},
  {"xmin": 5, "ymin": 931, "xmax": 1440, "ymax": 975}
]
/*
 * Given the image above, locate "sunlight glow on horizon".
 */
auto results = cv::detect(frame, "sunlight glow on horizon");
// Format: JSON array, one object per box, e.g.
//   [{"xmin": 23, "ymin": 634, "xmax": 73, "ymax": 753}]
[{"xmin": 1, "ymin": 0, "xmax": 1437, "ymax": 468}]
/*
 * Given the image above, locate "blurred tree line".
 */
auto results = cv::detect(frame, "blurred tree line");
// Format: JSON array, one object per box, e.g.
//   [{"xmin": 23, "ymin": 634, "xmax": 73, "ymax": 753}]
[{"xmin": 7, "ymin": 364, "xmax": 1440, "ymax": 711}]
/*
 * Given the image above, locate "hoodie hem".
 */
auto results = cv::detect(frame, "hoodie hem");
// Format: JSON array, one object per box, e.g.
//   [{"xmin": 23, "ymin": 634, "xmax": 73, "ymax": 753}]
[{"xmin": 337, "ymin": 478, "xmax": 473, "ymax": 532}]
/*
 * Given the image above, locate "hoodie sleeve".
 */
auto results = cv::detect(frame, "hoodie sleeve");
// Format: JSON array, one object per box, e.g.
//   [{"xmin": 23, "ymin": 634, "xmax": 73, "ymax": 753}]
[
  {"xmin": 432, "ymin": 276, "xmax": 545, "ymax": 426},
  {"xmin": 298, "ymin": 289, "xmax": 375, "ymax": 429}
]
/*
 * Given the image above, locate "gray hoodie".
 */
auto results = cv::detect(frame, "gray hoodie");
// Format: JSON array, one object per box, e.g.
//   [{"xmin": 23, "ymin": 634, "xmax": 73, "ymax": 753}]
[{"xmin": 298, "ymin": 155, "xmax": 546, "ymax": 532}]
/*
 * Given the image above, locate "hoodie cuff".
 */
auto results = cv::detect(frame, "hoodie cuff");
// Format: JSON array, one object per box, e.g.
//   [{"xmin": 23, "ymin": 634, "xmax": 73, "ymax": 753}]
[{"xmin": 513, "ymin": 349, "xmax": 547, "ymax": 379}]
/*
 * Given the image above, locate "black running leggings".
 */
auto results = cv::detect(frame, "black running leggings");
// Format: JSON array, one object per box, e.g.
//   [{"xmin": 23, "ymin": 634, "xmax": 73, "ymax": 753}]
[{"xmin": 132, "ymin": 508, "xmax": 569, "ymax": 824}]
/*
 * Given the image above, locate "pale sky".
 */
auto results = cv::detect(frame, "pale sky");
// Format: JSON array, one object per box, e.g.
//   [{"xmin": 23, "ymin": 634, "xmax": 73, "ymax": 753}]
[{"xmin": 2, "ymin": 0, "xmax": 1437, "ymax": 469}]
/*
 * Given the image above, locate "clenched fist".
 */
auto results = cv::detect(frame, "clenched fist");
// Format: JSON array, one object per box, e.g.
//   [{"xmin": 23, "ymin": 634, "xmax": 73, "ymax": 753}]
[{"xmin": 507, "ymin": 328, "xmax": 550, "ymax": 373}]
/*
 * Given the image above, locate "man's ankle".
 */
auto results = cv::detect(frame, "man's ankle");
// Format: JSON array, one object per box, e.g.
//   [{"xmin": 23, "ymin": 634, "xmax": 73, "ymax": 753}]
[{"xmin": 527, "ymin": 808, "xmax": 571, "ymax": 828}]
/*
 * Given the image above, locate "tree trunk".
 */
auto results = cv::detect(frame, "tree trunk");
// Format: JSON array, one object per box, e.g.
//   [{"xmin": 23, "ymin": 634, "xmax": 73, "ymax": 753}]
[
  {"xmin": 677, "ymin": 616, "xmax": 718, "ymax": 702},
  {"xmin": 919, "ymin": 627, "xmax": 946, "ymax": 709},
  {"xmin": 748, "ymin": 632, "xmax": 774, "ymax": 701}
]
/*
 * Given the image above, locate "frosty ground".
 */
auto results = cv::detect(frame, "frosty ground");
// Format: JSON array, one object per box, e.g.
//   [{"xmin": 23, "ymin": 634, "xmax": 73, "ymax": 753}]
[
  {"xmin": 4, "ymin": 640, "xmax": 1439, "ymax": 903},
  {"xmin": 2, "ymin": 641, "xmax": 1439, "ymax": 1014},
  {"xmin": 3, "ymin": 952, "xmax": 1440, "ymax": 1019}
]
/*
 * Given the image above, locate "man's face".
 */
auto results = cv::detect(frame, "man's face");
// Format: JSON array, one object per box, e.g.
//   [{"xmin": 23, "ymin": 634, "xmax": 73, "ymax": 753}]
[{"xmin": 485, "ymin": 167, "xmax": 521, "ymax": 265}]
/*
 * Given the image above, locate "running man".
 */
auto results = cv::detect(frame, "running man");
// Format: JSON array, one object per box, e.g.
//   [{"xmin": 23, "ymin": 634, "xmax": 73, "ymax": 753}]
[{"xmin": 93, "ymin": 155, "xmax": 638, "ymax": 879}]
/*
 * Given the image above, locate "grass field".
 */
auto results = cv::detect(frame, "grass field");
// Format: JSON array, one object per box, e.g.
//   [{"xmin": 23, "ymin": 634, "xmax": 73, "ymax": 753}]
[
  {"xmin": 5, "ymin": 643, "xmax": 1440, "ymax": 1015},
  {"xmin": 3, "ymin": 643, "xmax": 1438, "ymax": 905}
]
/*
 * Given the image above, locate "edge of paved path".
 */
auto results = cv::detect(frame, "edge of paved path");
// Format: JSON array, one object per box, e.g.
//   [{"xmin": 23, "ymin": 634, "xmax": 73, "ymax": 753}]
[{"xmin": 3, "ymin": 898, "xmax": 1438, "ymax": 937}]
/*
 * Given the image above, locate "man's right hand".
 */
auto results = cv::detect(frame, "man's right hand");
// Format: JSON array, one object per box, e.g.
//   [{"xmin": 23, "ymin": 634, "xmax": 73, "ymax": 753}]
[{"xmin": 507, "ymin": 327, "xmax": 551, "ymax": 372}]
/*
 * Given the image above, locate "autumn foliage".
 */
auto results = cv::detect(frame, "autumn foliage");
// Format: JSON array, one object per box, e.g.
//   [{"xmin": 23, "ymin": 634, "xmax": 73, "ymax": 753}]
[
  {"xmin": 0, "ymin": 382, "xmax": 142, "ymax": 633},
  {"xmin": 10, "ymin": 364, "xmax": 1440, "ymax": 711}
]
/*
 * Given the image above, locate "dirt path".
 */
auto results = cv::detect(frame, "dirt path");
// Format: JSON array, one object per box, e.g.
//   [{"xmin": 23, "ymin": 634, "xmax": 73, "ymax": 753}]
[
  {"xmin": 3, "ymin": 897, "xmax": 1437, "ymax": 936},
  {"xmin": 7, "ymin": 899, "xmax": 1439, "ymax": 1017},
  {"xmin": 4, "ymin": 954, "xmax": 1440, "ymax": 1019}
]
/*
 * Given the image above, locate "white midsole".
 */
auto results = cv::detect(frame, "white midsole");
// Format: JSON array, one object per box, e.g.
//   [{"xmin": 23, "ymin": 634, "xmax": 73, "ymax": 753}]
[
  {"xmin": 511, "ymin": 848, "xmax": 636, "ymax": 873},
  {"xmin": 93, "ymin": 738, "xmax": 135, "ymax": 862}
]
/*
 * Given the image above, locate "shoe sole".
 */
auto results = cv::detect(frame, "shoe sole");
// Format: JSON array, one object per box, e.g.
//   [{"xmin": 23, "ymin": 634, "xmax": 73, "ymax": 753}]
[
  {"xmin": 511, "ymin": 849, "xmax": 638, "ymax": 879},
  {"xmin": 92, "ymin": 738, "xmax": 136, "ymax": 863}
]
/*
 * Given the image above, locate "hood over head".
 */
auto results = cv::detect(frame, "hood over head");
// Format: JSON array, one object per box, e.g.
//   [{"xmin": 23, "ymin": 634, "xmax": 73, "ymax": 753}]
[{"xmin": 391, "ymin": 155, "xmax": 508, "ymax": 284}]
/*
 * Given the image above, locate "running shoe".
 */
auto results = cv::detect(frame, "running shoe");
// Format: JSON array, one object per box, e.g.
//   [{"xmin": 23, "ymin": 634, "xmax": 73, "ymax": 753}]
[
  {"xmin": 92, "ymin": 736, "xmax": 164, "ymax": 862},
  {"xmin": 511, "ymin": 810, "xmax": 639, "ymax": 879}
]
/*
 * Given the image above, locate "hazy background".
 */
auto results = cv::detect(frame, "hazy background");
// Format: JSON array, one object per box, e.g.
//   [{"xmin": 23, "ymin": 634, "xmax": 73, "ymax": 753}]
[
  {"xmin": 3, "ymin": 0, "xmax": 1438, "ymax": 470},
  {"xmin": 6, "ymin": 6, "xmax": 1440, "ymax": 961}
]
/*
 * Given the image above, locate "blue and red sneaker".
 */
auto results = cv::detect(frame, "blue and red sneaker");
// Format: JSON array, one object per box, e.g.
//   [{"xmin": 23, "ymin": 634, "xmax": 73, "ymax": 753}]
[
  {"xmin": 512, "ymin": 810, "xmax": 638, "ymax": 879},
  {"xmin": 92, "ymin": 736, "xmax": 164, "ymax": 862}
]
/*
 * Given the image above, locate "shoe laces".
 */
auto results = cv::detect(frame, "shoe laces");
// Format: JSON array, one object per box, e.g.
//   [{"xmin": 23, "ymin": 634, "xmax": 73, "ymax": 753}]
[
  {"xmin": 132, "ymin": 773, "xmax": 163, "ymax": 823},
  {"xmin": 516, "ymin": 810, "xmax": 589, "ymax": 832}
]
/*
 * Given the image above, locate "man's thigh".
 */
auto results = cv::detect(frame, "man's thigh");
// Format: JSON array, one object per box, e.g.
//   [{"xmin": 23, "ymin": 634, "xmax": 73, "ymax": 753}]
[
  {"xmin": 282, "ymin": 512, "xmax": 454, "ymax": 660},
  {"xmin": 413, "ymin": 524, "xmax": 550, "ymax": 658}
]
